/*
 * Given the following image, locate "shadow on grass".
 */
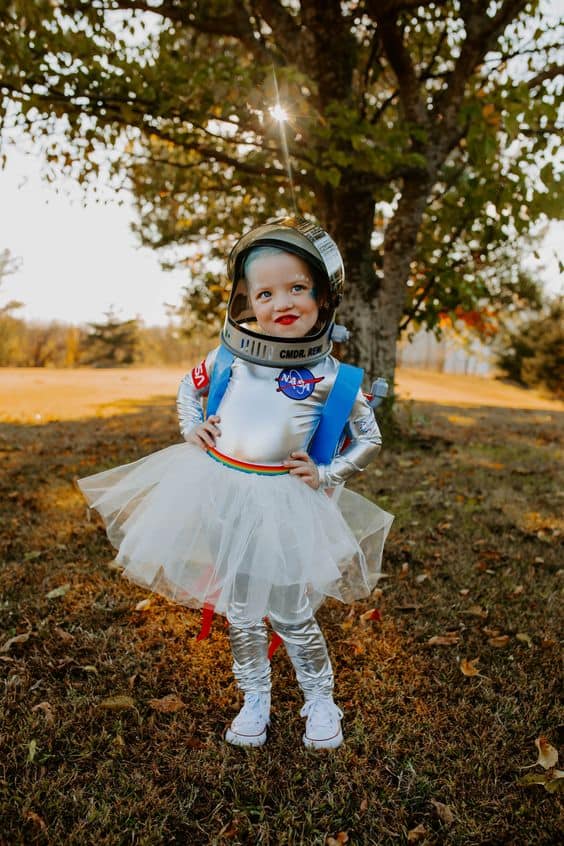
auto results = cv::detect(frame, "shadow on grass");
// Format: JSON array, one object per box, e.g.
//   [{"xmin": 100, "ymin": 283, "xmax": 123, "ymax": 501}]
[{"xmin": 0, "ymin": 403, "xmax": 562, "ymax": 845}]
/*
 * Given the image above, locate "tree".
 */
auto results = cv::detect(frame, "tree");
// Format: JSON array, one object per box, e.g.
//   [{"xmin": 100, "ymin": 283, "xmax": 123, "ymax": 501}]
[
  {"xmin": 1, "ymin": 1, "xmax": 562, "ymax": 384},
  {"xmin": 496, "ymin": 299, "xmax": 563, "ymax": 398},
  {"xmin": 81, "ymin": 308, "xmax": 141, "ymax": 367}
]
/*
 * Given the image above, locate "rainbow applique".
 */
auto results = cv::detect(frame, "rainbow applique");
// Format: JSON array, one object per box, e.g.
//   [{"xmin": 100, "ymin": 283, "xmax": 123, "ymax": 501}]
[{"xmin": 207, "ymin": 446, "xmax": 289, "ymax": 476}]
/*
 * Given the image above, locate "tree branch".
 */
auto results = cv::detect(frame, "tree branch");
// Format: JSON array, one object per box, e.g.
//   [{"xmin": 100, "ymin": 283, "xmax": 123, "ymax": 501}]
[
  {"xmin": 527, "ymin": 65, "xmax": 564, "ymax": 88},
  {"xmin": 377, "ymin": 14, "xmax": 427, "ymax": 126}
]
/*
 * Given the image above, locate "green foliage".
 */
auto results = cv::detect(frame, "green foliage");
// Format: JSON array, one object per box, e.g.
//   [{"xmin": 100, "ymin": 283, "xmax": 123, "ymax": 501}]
[
  {"xmin": 81, "ymin": 309, "xmax": 141, "ymax": 367},
  {"xmin": 1, "ymin": 0, "xmax": 562, "ymax": 371},
  {"xmin": 497, "ymin": 300, "xmax": 564, "ymax": 398}
]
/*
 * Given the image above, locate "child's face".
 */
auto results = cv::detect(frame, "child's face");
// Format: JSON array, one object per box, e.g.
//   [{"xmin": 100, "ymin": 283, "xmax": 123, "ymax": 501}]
[{"xmin": 246, "ymin": 251, "xmax": 320, "ymax": 338}]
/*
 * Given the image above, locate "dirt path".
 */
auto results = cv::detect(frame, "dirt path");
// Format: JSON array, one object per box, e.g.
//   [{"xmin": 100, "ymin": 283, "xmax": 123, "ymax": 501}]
[{"xmin": 1, "ymin": 366, "xmax": 561, "ymax": 422}]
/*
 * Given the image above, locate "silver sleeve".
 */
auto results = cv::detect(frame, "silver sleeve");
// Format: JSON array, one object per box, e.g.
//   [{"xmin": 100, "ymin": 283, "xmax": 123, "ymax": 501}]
[
  {"xmin": 316, "ymin": 390, "xmax": 382, "ymax": 488},
  {"xmin": 176, "ymin": 348, "xmax": 218, "ymax": 441}
]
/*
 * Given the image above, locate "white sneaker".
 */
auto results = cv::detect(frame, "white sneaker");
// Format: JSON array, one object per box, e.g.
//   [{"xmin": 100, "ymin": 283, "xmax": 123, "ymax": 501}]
[
  {"xmin": 225, "ymin": 692, "xmax": 270, "ymax": 748},
  {"xmin": 301, "ymin": 697, "xmax": 344, "ymax": 750}
]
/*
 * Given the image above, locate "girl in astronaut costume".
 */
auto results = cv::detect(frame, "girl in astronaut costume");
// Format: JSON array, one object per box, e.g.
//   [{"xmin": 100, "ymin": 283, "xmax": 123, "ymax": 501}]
[{"xmin": 78, "ymin": 218, "xmax": 393, "ymax": 750}]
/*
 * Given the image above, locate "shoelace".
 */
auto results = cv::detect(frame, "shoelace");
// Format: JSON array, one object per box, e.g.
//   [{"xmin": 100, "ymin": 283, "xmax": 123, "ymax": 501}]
[{"xmin": 300, "ymin": 698, "xmax": 343, "ymax": 726}]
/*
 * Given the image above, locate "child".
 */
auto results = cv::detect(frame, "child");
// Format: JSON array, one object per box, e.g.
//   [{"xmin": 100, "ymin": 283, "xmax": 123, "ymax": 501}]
[{"xmin": 78, "ymin": 217, "xmax": 393, "ymax": 750}]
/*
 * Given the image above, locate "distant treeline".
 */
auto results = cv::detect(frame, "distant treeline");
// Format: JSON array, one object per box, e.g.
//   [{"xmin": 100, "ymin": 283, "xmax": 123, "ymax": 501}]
[{"xmin": 0, "ymin": 312, "xmax": 209, "ymax": 368}]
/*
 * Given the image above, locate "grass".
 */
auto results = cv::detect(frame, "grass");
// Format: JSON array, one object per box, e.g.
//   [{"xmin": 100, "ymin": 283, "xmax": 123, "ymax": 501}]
[{"xmin": 0, "ymin": 387, "xmax": 562, "ymax": 845}]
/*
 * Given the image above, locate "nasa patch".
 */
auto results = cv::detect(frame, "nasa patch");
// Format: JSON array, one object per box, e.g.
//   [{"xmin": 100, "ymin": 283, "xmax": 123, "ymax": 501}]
[
  {"xmin": 275, "ymin": 367, "xmax": 324, "ymax": 400},
  {"xmin": 191, "ymin": 359, "xmax": 209, "ymax": 390}
]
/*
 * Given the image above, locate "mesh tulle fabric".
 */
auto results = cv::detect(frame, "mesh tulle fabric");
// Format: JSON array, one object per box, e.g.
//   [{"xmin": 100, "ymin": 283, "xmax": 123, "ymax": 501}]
[{"xmin": 77, "ymin": 443, "xmax": 393, "ymax": 622}]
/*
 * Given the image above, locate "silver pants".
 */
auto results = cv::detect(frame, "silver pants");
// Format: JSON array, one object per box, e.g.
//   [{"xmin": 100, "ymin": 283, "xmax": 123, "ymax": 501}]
[{"xmin": 227, "ymin": 600, "xmax": 334, "ymax": 701}]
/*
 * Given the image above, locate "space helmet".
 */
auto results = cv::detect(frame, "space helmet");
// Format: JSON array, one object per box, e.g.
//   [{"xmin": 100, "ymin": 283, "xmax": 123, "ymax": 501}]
[{"xmin": 222, "ymin": 216, "xmax": 345, "ymax": 367}]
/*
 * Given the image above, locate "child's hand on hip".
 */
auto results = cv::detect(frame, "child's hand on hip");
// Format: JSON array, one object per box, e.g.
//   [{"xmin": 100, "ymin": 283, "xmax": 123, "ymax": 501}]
[
  {"xmin": 186, "ymin": 415, "xmax": 221, "ymax": 450},
  {"xmin": 285, "ymin": 451, "xmax": 320, "ymax": 489}
]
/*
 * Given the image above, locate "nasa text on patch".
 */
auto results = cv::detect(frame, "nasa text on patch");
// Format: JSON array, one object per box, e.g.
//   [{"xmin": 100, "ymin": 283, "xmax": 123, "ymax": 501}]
[{"xmin": 275, "ymin": 367, "xmax": 324, "ymax": 401}]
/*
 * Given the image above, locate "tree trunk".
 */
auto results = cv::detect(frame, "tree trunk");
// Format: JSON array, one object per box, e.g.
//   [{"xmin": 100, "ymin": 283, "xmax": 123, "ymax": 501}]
[{"xmin": 320, "ymin": 179, "xmax": 430, "ymax": 390}]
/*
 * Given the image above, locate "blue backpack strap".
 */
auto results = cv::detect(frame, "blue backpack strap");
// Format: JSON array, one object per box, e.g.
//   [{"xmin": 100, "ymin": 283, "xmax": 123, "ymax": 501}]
[
  {"xmin": 206, "ymin": 345, "xmax": 235, "ymax": 418},
  {"xmin": 308, "ymin": 363, "xmax": 364, "ymax": 465}
]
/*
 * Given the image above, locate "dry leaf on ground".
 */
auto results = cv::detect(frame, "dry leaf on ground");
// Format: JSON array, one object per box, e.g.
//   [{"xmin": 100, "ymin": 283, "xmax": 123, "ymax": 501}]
[
  {"xmin": 148, "ymin": 694, "xmax": 186, "ymax": 713},
  {"xmin": 407, "ymin": 823, "xmax": 427, "ymax": 842},
  {"xmin": 488, "ymin": 635, "xmax": 511, "ymax": 647},
  {"xmin": 31, "ymin": 702, "xmax": 55, "ymax": 725},
  {"xmin": 54, "ymin": 626, "xmax": 74, "ymax": 642},
  {"xmin": 1, "ymin": 631, "xmax": 31, "ymax": 652},
  {"xmin": 135, "ymin": 599, "xmax": 152, "ymax": 611},
  {"xmin": 466, "ymin": 604, "xmax": 488, "ymax": 619},
  {"xmin": 98, "ymin": 695, "xmax": 136, "ymax": 712},
  {"xmin": 326, "ymin": 833, "xmax": 349, "ymax": 845},
  {"xmin": 24, "ymin": 811, "xmax": 47, "ymax": 832},
  {"xmin": 535, "ymin": 736, "xmax": 559, "ymax": 769},
  {"xmin": 427, "ymin": 633, "xmax": 459, "ymax": 646},
  {"xmin": 430, "ymin": 799, "xmax": 455, "ymax": 825},
  {"xmin": 359, "ymin": 608, "xmax": 382, "ymax": 624},
  {"xmin": 516, "ymin": 632, "xmax": 533, "ymax": 647},
  {"xmin": 46, "ymin": 583, "xmax": 71, "ymax": 599},
  {"xmin": 460, "ymin": 657, "xmax": 481, "ymax": 677}
]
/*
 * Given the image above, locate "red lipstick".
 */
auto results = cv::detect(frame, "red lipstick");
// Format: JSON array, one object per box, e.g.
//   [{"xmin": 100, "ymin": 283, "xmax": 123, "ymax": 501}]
[{"xmin": 275, "ymin": 315, "xmax": 299, "ymax": 324}]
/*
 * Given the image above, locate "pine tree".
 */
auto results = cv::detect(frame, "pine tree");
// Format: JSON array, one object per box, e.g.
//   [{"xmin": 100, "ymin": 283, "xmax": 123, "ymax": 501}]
[{"xmin": 81, "ymin": 308, "xmax": 141, "ymax": 367}]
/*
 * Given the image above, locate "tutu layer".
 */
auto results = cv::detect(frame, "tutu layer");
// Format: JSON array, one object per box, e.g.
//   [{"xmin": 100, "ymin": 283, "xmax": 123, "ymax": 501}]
[{"xmin": 78, "ymin": 443, "xmax": 393, "ymax": 622}]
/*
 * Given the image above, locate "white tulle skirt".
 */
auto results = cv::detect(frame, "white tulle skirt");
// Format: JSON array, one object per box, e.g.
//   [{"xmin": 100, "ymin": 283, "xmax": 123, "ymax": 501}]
[{"xmin": 77, "ymin": 443, "xmax": 393, "ymax": 623}]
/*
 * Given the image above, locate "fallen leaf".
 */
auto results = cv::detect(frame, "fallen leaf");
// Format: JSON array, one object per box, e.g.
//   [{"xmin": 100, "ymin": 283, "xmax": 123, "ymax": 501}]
[
  {"xmin": 81, "ymin": 665, "xmax": 98, "ymax": 674},
  {"xmin": 488, "ymin": 635, "xmax": 510, "ymax": 648},
  {"xmin": 1, "ymin": 631, "xmax": 31, "ymax": 652},
  {"xmin": 326, "ymin": 834, "xmax": 349, "ymax": 845},
  {"xmin": 24, "ymin": 550, "xmax": 43, "ymax": 561},
  {"xmin": 54, "ymin": 626, "xmax": 74, "ymax": 642},
  {"xmin": 546, "ymin": 772, "xmax": 564, "ymax": 793},
  {"xmin": 430, "ymin": 799, "xmax": 455, "ymax": 825},
  {"xmin": 459, "ymin": 588, "xmax": 470, "ymax": 596},
  {"xmin": 518, "ymin": 770, "xmax": 564, "ymax": 792},
  {"xmin": 400, "ymin": 563, "xmax": 410, "ymax": 579},
  {"xmin": 360, "ymin": 608, "xmax": 382, "ymax": 624},
  {"xmin": 535, "ymin": 736, "xmax": 558, "ymax": 769},
  {"xmin": 359, "ymin": 797, "xmax": 369, "ymax": 812},
  {"xmin": 482, "ymin": 627, "xmax": 500, "ymax": 637},
  {"xmin": 185, "ymin": 737, "xmax": 207, "ymax": 750},
  {"xmin": 460, "ymin": 657, "xmax": 481, "ymax": 677},
  {"xmin": 135, "ymin": 599, "xmax": 152, "ymax": 611},
  {"xmin": 24, "ymin": 811, "xmax": 47, "ymax": 832},
  {"xmin": 415, "ymin": 573, "xmax": 430, "ymax": 584},
  {"xmin": 427, "ymin": 633, "xmax": 459, "ymax": 646},
  {"xmin": 31, "ymin": 701, "xmax": 55, "ymax": 725},
  {"xmin": 466, "ymin": 605, "xmax": 488, "ymax": 619},
  {"xmin": 45, "ymin": 583, "xmax": 71, "ymax": 599},
  {"xmin": 515, "ymin": 632, "xmax": 533, "ymax": 648},
  {"xmin": 511, "ymin": 585, "xmax": 524, "ymax": 596},
  {"xmin": 98, "ymin": 694, "xmax": 136, "ymax": 712},
  {"xmin": 148, "ymin": 694, "xmax": 186, "ymax": 713},
  {"xmin": 407, "ymin": 823, "xmax": 427, "ymax": 842}
]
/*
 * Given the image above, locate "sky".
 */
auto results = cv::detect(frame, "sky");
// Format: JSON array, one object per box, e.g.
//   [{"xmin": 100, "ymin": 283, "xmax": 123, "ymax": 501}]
[
  {"xmin": 0, "ymin": 148, "xmax": 188, "ymax": 327},
  {"xmin": 0, "ymin": 146, "xmax": 562, "ymax": 328}
]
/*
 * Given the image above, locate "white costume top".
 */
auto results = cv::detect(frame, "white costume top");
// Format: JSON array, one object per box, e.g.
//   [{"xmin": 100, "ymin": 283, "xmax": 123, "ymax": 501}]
[{"xmin": 176, "ymin": 348, "xmax": 382, "ymax": 488}]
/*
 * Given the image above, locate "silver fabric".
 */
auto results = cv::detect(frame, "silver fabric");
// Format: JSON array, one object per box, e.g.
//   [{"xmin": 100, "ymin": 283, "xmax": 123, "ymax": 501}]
[
  {"xmin": 271, "ymin": 616, "xmax": 334, "ymax": 701},
  {"xmin": 176, "ymin": 350, "xmax": 381, "ymax": 486},
  {"xmin": 222, "ymin": 217, "xmax": 344, "ymax": 367},
  {"xmin": 228, "ymin": 608, "xmax": 333, "ymax": 701},
  {"xmin": 227, "ymin": 616, "xmax": 271, "ymax": 695}
]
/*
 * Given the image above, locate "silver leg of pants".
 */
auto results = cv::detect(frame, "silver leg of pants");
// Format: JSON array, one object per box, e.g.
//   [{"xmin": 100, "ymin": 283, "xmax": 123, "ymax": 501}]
[{"xmin": 228, "ymin": 596, "xmax": 334, "ymax": 700}]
